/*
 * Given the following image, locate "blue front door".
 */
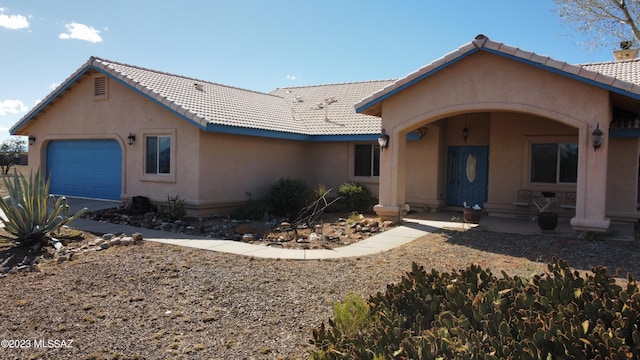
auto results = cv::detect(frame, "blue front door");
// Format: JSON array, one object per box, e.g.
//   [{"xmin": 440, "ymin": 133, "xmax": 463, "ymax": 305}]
[{"xmin": 446, "ymin": 146, "xmax": 488, "ymax": 207}]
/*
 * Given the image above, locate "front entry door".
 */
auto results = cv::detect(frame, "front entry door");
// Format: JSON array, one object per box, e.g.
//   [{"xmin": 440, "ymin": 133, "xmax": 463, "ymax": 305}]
[{"xmin": 446, "ymin": 146, "xmax": 488, "ymax": 207}]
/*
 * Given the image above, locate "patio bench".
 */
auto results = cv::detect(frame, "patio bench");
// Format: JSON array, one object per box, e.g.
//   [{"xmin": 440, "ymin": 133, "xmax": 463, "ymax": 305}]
[
  {"xmin": 513, "ymin": 189, "xmax": 532, "ymax": 218},
  {"xmin": 560, "ymin": 191, "xmax": 576, "ymax": 210}
]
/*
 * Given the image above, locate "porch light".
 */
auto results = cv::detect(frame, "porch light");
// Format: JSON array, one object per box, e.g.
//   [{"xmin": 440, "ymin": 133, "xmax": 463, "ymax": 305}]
[
  {"xmin": 127, "ymin": 133, "xmax": 136, "ymax": 145},
  {"xmin": 592, "ymin": 123, "xmax": 603, "ymax": 150},
  {"xmin": 28, "ymin": 135, "xmax": 36, "ymax": 145},
  {"xmin": 378, "ymin": 129, "xmax": 389, "ymax": 149},
  {"xmin": 462, "ymin": 127, "xmax": 469, "ymax": 142}
]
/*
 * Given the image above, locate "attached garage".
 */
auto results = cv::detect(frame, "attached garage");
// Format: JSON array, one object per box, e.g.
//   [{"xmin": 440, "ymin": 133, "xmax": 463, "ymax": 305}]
[{"xmin": 46, "ymin": 140, "xmax": 122, "ymax": 200}]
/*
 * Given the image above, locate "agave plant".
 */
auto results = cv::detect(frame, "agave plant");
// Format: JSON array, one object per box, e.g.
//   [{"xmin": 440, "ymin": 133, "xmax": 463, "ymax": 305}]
[{"xmin": 0, "ymin": 170, "xmax": 86, "ymax": 251}]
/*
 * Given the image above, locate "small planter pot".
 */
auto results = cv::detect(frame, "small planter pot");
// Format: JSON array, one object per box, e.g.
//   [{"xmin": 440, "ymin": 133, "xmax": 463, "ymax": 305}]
[
  {"xmin": 463, "ymin": 208, "xmax": 482, "ymax": 224},
  {"xmin": 537, "ymin": 212, "xmax": 558, "ymax": 231}
]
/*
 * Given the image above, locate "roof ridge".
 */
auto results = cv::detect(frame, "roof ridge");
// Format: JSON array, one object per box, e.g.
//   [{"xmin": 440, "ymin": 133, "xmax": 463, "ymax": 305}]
[
  {"xmin": 90, "ymin": 56, "xmax": 280, "ymax": 98},
  {"xmin": 578, "ymin": 57, "xmax": 640, "ymax": 66},
  {"xmin": 274, "ymin": 79, "xmax": 396, "ymax": 91}
]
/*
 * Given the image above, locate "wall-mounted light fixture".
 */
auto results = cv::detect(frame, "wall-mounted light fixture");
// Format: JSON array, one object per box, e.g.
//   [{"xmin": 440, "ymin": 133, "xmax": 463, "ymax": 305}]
[
  {"xmin": 462, "ymin": 115, "xmax": 469, "ymax": 142},
  {"xmin": 127, "ymin": 133, "xmax": 136, "ymax": 146},
  {"xmin": 378, "ymin": 129, "xmax": 389, "ymax": 149},
  {"xmin": 28, "ymin": 135, "xmax": 36, "ymax": 146},
  {"xmin": 592, "ymin": 123, "xmax": 603, "ymax": 150}
]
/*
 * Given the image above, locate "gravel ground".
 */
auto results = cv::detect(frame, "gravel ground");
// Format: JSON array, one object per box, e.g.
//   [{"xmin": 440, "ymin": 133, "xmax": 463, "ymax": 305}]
[{"xmin": 0, "ymin": 225, "xmax": 638, "ymax": 359}]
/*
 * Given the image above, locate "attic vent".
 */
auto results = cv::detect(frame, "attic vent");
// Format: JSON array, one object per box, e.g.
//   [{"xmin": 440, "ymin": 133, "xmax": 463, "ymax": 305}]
[{"xmin": 94, "ymin": 76, "xmax": 108, "ymax": 98}]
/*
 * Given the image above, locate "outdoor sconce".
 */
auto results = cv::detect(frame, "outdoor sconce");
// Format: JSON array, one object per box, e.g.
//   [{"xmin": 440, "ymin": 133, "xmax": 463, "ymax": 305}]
[
  {"xmin": 592, "ymin": 123, "xmax": 603, "ymax": 150},
  {"xmin": 378, "ymin": 129, "xmax": 389, "ymax": 149},
  {"xmin": 127, "ymin": 133, "xmax": 136, "ymax": 145},
  {"xmin": 28, "ymin": 135, "xmax": 36, "ymax": 145},
  {"xmin": 462, "ymin": 126, "xmax": 469, "ymax": 142}
]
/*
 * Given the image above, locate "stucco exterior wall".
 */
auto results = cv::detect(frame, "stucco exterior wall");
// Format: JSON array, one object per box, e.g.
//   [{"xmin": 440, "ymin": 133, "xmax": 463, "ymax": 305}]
[
  {"xmin": 485, "ymin": 112, "xmax": 577, "ymax": 214},
  {"xmin": 196, "ymin": 132, "xmax": 308, "ymax": 211},
  {"xmin": 405, "ymin": 123, "xmax": 445, "ymax": 211},
  {"xmin": 606, "ymin": 137, "xmax": 640, "ymax": 221}
]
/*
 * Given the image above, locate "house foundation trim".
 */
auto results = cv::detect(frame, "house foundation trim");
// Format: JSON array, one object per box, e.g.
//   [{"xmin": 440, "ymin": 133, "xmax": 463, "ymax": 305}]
[
  {"xmin": 374, "ymin": 204, "xmax": 410, "ymax": 224},
  {"xmin": 570, "ymin": 217, "xmax": 611, "ymax": 233}
]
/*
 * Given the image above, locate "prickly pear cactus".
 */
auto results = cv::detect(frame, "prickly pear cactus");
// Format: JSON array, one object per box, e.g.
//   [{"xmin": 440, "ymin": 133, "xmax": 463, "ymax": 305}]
[{"xmin": 310, "ymin": 258, "xmax": 640, "ymax": 359}]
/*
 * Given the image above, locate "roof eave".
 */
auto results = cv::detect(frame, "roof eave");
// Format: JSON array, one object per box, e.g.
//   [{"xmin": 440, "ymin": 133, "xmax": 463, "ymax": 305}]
[
  {"xmin": 355, "ymin": 36, "xmax": 640, "ymax": 114},
  {"xmin": 10, "ymin": 58, "xmax": 96, "ymax": 135}
]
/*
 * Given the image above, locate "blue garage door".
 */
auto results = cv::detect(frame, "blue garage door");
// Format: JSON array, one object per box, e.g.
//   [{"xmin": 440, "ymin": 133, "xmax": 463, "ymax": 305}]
[{"xmin": 46, "ymin": 140, "xmax": 122, "ymax": 200}]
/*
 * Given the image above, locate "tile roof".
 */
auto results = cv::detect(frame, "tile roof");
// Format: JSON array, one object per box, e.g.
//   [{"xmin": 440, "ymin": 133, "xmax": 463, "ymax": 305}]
[
  {"xmin": 580, "ymin": 58, "xmax": 640, "ymax": 86},
  {"xmin": 14, "ymin": 37, "xmax": 640, "ymax": 138},
  {"xmin": 270, "ymin": 80, "xmax": 394, "ymax": 135},
  {"xmin": 11, "ymin": 57, "xmax": 393, "ymax": 138},
  {"xmin": 355, "ymin": 35, "xmax": 640, "ymax": 115}
]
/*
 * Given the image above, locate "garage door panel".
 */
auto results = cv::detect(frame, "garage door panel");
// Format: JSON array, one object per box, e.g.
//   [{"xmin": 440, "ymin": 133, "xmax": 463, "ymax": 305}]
[{"xmin": 46, "ymin": 140, "xmax": 122, "ymax": 200}]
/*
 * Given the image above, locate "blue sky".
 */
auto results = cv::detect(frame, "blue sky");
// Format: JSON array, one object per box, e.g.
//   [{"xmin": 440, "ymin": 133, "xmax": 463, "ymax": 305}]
[{"xmin": 0, "ymin": 1, "xmax": 618, "ymax": 142}]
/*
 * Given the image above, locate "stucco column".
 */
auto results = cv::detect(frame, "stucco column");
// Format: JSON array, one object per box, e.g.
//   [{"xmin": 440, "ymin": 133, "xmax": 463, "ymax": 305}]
[
  {"xmin": 570, "ymin": 122, "xmax": 611, "ymax": 232},
  {"xmin": 374, "ymin": 128, "xmax": 409, "ymax": 222}
]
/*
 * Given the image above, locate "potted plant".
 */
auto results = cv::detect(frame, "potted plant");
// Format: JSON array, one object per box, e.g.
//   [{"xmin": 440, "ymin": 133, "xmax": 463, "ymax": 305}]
[
  {"xmin": 537, "ymin": 209, "xmax": 558, "ymax": 231},
  {"xmin": 462, "ymin": 203, "xmax": 482, "ymax": 224}
]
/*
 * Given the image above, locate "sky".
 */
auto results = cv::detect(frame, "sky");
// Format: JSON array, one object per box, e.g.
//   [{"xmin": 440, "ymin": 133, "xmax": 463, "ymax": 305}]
[{"xmin": 0, "ymin": 0, "xmax": 621, "ymax": 143}]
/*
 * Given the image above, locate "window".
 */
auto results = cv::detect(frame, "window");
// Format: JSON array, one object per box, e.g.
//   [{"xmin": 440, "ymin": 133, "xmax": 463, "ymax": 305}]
[
  {"xmin": 354, "ymin": 144, "xmax": 380, "ymax": 177},
  {"xmin": 145, "ymin": 136, "xmax": 171, "ymax": 174},
  {"xmin": 530, "ymin": 143, "xmax": 578, "ymax": 183}
]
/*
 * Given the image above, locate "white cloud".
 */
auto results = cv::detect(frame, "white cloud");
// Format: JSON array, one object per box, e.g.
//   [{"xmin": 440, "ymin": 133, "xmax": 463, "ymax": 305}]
[
  {"xmin": 0, "ymin": 100, "xmax": 27, "ymax": 116},
  {"xmin": 59, "ymin": 22, "xmax": 102, "ymax": 43},
  {"xmin": 0, "ymin": 7, "xmax": 30, "ymax": 30},
  {"xmin": 286, "ymin": 75, "xmax": 296, "ymax": 81}
]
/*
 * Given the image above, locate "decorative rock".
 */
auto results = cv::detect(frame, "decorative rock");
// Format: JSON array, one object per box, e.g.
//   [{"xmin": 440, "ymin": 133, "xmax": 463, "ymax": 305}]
[
  {"xmin": 382, "ymin": 220, "xmax": 395, "ymax": 227},
  {"xmin": 53, "ymin": 241, "xmax": 64, "ymax": 251},
  {"xmin": 355, "ymin": 225, "xmax": 362, "ymax": 232},
  {"xmin": 110, "ymin": 238, "xmax": 122, "ymax": 246},
  {"xmin": 242, "ymin": 233, "xmax": 254, "ymax": 242},
  {"xmin": 121, "ymin": 238, "xmax": 132, "ymax": 246},
  {"xmin": 308, "ymin": 233, "xmax": 319, "ymax": 241},
  {"xmin": 235, "ymin": 224, "xmax": 255, "ymax": 235},
  {"xmin": 369, "ymin": 221, "xmax": 379, "ymax": 228},
  {"xmin": 57, "ymin": 255, "xmax": 68, "ymax": 263},
  {"xmin": 99, "ymin": 242, "xmax": 110, "ymax": 250},
  {"xmin": 132, "ymin": 233, "xmax": 143, "ymax": 242},
  {"xmin": 102, "ymin": 233, "xmax": 114, "ymax": 241}
]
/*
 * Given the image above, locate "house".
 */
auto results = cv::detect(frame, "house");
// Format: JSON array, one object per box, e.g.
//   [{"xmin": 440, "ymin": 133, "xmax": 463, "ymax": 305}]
[
  {"xmin": 10, "ymin": 34, "xmax": 640, "ymax": 232},
  {"xmin": 10, "ymin": 56, "xmax": 394, "ymax": 216}
]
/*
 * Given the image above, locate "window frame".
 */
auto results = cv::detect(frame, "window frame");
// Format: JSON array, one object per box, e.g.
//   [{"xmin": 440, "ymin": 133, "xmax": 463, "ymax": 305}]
[
  {"xmin": 141, "ymin": 129, "xmax": 176, "ymax": 183},
  {"xmin": 527, "ymin": 138, "xmax": 579, "ymax": 186},
  {"xmin": 350, "ymin": 143, "xmax": 380, "ymax": 180}
]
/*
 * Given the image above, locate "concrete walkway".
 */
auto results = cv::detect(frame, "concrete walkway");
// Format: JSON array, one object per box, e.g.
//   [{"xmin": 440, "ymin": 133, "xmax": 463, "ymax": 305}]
[{"xmin": 63, "ymin": 198, "xmax": 635, "ymax": 260}]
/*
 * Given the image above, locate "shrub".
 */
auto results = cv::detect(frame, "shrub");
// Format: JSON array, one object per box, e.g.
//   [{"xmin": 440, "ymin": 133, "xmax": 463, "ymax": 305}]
[
  {"xmin": 266, "ymin": 178, "xmax": 311, "ymax": 217},
  {"xmin": 337, "ymin": 182, "xmax": 377, "ymax": 213},
  {"xmin": 157, "ymin": 195, "xmax": 186, "ymax": 221},
  {"xmin": 332, "ymin": 293, "xmax": 372, "ymax": 336},
  {"xmin": 0, "ymin": 170, "xmax": 86, "ymax": 251},
  {"xmin": 311, "ymin": 259, "xmax": 640, "ymax": 359}
]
